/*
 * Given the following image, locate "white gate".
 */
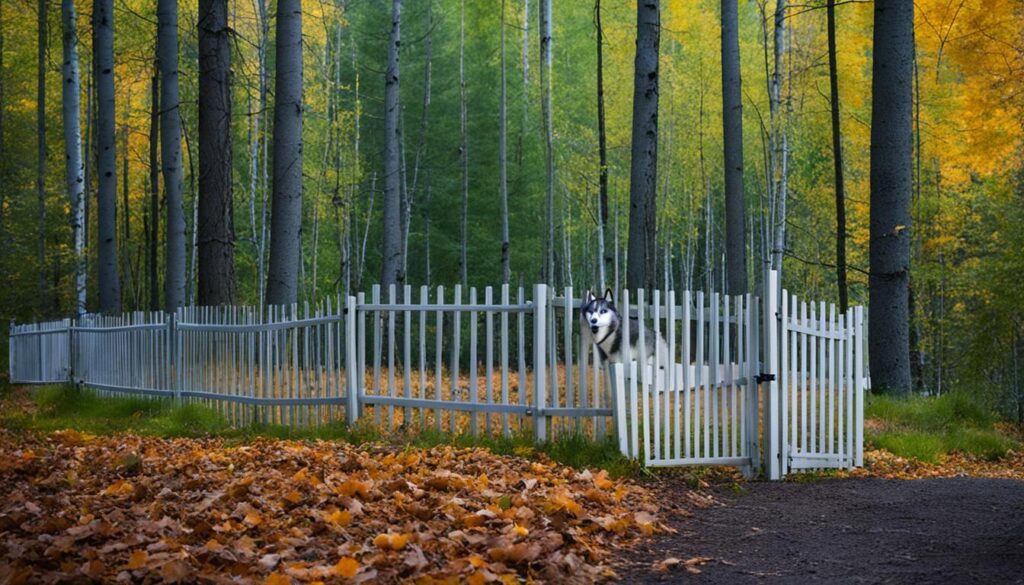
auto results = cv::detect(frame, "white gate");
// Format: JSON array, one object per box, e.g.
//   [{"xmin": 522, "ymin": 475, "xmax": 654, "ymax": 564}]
[
  {"xmin": 610, "ymin": 271, "xmax": 866, "ymax": 479},
  {"xmin": 609, "ymin": 289, "xmax": 761, "ymax": 477}
]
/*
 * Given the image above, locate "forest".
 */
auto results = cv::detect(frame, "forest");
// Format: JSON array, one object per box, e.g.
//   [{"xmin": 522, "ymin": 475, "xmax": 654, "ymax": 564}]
[{"xmin": 0, "ymin": 0, "xmax": 1021, "ymax": 415}]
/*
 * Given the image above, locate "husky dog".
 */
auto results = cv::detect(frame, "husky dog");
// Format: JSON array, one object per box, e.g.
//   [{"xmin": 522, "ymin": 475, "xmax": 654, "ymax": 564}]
[{"xmin": 581, "ymin": 289, "xmax": 669, "ymax": 365}]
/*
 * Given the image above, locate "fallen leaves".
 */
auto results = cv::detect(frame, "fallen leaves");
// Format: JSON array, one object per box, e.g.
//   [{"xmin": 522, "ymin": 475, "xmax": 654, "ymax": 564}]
[{"xmin": 0, "ymin": 429, "xmax": 668, "ymax": 583}]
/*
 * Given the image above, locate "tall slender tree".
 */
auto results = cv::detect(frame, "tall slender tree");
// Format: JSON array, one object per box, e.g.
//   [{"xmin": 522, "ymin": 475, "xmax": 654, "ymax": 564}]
[
  {"xmin": 721, "ymin": 0, "xmax": 746, "ymax": 295},
  {"xmin": 828, "ymin": 0, "xmax": 848, "ymax": 313},
  {"xmin": 869, "ymin": 0, "xmax": 914, "ymax": 395},
  {"xmin": 94, "ymin": 0, "xmax": 120, "ymax": 313},
  {"xmin": 37, "ymin": 0, "xmax": 48, "ymax": 310},
  {"xmin": 459, "ymin": 0, "xmax": 468, "ymax": 288},
  {"xmin": 539, "ymin": 0, "xmax": 555, "ymax": 285},
  {"xmin": 147, "ymin": 67, "xmax": 159, "ymax": 311},
  {"xmin": 595, "ymin": 0, "xmax": 609, "ymax": 288},
  {"xmin": 158, "ymin": 0, "xmax": 184, "ymax": 311},
  {"xmin": 768, "ymin": 0, "xmax": 788, "ymax": 279},
  {"xmin": 499, "ymin": 0, "xmax": 510, "ymax": 284},
  {"xmin": 380, "ymin": 0, "xmax": 403, "ymax": 288},
  {"xmin": 265, "ymin": 0, "xmax": 304, "ymax": 305},
  {"xmin": 61, "ymin": 0, "xmax": 85, "ymax": 316},
  {"xmin": 198, "ymin": 0, "xmax": 237, "ymax": 304},
  {"xmin": 627, "ymin": 0, "xmax": 660, "ymax": 291}
]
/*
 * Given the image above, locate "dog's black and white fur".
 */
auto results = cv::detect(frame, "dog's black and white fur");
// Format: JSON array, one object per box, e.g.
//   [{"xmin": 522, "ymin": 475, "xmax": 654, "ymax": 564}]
[{"xmin": 582, "ymin": 289, "xmax": 668, "ymax": 364}]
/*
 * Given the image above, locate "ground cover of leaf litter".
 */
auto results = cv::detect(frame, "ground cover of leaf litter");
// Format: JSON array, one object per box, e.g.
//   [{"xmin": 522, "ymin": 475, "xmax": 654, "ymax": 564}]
[
  {"xmin": 621, "ymin": 449, "xmax": 1024, "ymax": 583},
  {"xmin": 0, "ymin": 429, "xmax": 676, "ymax": 584}
]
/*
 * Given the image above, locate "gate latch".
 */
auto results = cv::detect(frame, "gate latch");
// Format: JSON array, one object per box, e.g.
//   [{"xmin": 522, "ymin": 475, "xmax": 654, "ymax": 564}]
[{"xmin": 755, "ymin": 372, "xmax": 776, "ymax": 384}]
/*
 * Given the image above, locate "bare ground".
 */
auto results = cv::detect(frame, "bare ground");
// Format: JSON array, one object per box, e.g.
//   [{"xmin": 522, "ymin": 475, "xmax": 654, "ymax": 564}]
[{"xmin": 620, "ymin": 477, "xmax": 1024, "ymax": 584}]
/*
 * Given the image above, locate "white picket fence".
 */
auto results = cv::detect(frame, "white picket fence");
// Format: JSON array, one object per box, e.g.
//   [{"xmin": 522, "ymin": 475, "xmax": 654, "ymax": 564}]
[{"xmin": 7, "ymin": 271, "xmax": 867, "ymax": 479}]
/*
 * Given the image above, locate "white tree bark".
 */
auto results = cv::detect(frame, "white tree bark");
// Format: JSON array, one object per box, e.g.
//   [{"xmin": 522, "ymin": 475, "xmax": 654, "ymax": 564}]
[{"xmin": 61, "ymin": 0, "xmax": 86, "ymax": 316}]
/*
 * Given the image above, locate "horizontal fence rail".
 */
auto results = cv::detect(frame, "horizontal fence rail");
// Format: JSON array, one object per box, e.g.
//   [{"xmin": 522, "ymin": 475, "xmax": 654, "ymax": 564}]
[{"xmin": 8, "ymin": 272, "xmax": 866, "ymax": 479}]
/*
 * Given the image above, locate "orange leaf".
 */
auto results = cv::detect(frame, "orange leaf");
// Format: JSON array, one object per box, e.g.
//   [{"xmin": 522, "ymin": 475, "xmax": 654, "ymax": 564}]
[
  {"xmin": 331, "ymin": 557, "xmax": 359, "ymax": 578},
  {"xmin": 338, "ymin": 480, "xmax": 369, "ymax": 498},
  {"xmin": 284, "ymin": 490, "xmax": 303, "ymax": 504},
  {"xmin": 325, "ymin": 509, "xmax": 352, "ymax": 526},
  {"xmin": 101, "ymin": 480, "xmax": 134, "ymax": 496},
  {"xmin": 466, "ymin": 572, "xmax": 487, "ymax": 585},
  {"xmin": 263, "ymin": 572, "xmax": 291, "ymax": 585},
  {"xmin": 244, "ymin": 511, "xmax": 263, "ymax": 526},
  {"xmin": 373, "ymin": 533, "xmax": 410, "ymax": 551},
  {"xmin": 126, "ymin": 550, "xmax": 148, "ymax": 570},
  {"xmin": 592, "ymin": 469, "xmax": 614, "ymax": 490}
]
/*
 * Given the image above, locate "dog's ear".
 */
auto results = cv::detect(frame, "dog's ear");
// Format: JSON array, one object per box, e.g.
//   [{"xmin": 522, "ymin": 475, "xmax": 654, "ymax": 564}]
[
  {"xmin": 585, "ymin": 290, "xmax": 596, "ymax": 303},
  {"xmin": 604, "ymin": 288, "xmax": 614, "ymax": 302}
]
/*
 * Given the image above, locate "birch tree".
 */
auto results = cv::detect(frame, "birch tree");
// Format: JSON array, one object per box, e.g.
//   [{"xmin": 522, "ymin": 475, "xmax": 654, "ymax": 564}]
[
  {"xmin": 869, "ymin": 0, "xmax": 914, "ymax": 395},
  {"xmin": 722, "ymin": 0, "xmax": 747, "ymax": 295},
  {"xmin": 380, "ymin": 0, "xmax": 403, "ymax": 289},
  {"xmin": 627, "ymin": 0, "xmax": 660, "ymax": 291},
  {"xmin": 540, "ymin": 0, "xmax": 555, "ymax": 285},
  {"xmin": 61, "ymin": 0, "xmax": 85, "ymax": 316},
  {"xmin": 94, "ymin": 0, "xmax": 120, "ymax": 313},
  {"xmin": 266, "ymin": 0, "xmax": 304, "ymax": 305},
  {"xmin": 198, "ymin": 0, "xmax": 237, "ymax": 304}
]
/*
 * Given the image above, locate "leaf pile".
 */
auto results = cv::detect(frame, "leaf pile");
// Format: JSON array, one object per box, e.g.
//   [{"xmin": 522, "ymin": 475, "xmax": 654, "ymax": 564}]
[
  {"xmin": 851, "ymin": 447, "xmax": 1024, "ymax": 481},
  {"xmin": 0, "ymin": 430, "xmax": 670, "ymax": 584}
]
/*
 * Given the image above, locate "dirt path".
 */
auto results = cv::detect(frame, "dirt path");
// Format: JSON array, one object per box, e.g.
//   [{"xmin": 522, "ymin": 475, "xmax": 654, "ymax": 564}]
[{"xmin": 621, "ymin": 477, "xmax": 1024, "ymax": 584}]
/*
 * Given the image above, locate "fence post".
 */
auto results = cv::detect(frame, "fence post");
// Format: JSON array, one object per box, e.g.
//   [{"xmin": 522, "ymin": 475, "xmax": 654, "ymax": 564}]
[
  {"xmin": 67, "ymin": 318, "xmax": 75, "ymax": 385},
  {"xmin": 346, "ymin": 295, "xmax": 359, "ymax": 426},
  {"xmin": 854, "ymin": 305, "xmax": 865, "ymax": 467},
  {"xmin": 763, "ymin": 270, "xmax": 782, "ymax": 480},
  {"xmin": 533, "ymin": 283, "xmax": 547, "ymax": 444},
  {"xmin": 170, "ymin": 310, "xmax": 181, "ymax": 404}
]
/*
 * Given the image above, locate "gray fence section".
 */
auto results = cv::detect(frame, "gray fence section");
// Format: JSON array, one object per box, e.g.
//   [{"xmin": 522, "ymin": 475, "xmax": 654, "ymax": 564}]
[
  {"xmin": 9, "ymin": 319, "xmax": 71, "ymax": 384},
  {"xmin": 7, "ymin": 273, "xmax": 868, "ymax": 480},
  {"xmin": 7, "ymin": 285, "xmax": 616, "ymax": 440}
]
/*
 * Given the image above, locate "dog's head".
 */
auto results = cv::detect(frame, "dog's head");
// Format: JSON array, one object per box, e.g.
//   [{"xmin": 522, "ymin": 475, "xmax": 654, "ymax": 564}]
[{"xmin": 582, "ymin": 289, "xmax": 617, "ymax": 334}]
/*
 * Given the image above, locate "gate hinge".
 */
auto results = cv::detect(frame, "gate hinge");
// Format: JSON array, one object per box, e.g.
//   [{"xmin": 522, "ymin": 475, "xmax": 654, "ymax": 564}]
[{"xmin": 755, "ymin": 372, "xmax": 776, "ymax": 384}]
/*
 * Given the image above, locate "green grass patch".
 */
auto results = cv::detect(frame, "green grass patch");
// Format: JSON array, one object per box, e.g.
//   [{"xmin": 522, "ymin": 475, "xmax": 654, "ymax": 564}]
[
  {"xmin": 2, "ymin": 385, "xmax": 636, "ymax": 476},
  {"xmin": 866, "ymin": 391, "xmax": 1017, "ymax": 462}
]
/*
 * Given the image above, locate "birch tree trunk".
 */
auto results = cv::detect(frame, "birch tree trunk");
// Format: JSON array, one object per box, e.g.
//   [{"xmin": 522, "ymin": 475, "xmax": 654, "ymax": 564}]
[
  {"xmin": 198, "ymin": 0, "xmax": 237, "ymax": 305},
  {"xmin": 266, "ymin": 0, "xmax": 304, "ymax": 305},
  {"xmin": 61, "ymin": 0, "xmax": 86, "ymax": 316},
  {"xmin": 828, "ymin": 0, "xmax": 848, "ymax": 313},
  {"xmin": 595, "ymin": 0, "xmax": 609, "ymax": 288},
  {"xmin": 459, "ymin": 0, "xmax": 468, "ymax": 288},
  {"xmin": 499, "ymin": 0, "xmax": 510, "ymax": 284},
  {"xmin": 768, "ymin": 0, "xmax": 788, "ymax": 278},
  {"xmin": 158, "ymin": 0, "xmax": 185, "ymax": 311},
  {"xmin": 540, "ymin": 0, "xmax": 555, "ymax": 286},
  {"xmin": 38, "ymin": 0, "xmax": 48, "ymax": 310},
  {"xmin": 869, "ymin": 0, "xmax": 914, "ymax": 395},
  {"xmin": 626, "ymin": 0, "xmax": 659, "ymax": 292},
  {"xmin": 721, "ymin": 0, "xmax": 747, "ymax": 295},
  {"xmin": 94, "ymin": 0, "xmax": 120, "ymax": 313},
  {"xmin": 380, "ymin": 0, "xmax": 403, "ymax": 288},
  {"xmin": 148, "ymin": 68, "xmax": 159, "ymax": 311},
  {"xmin": 256, "ymin": 0, "xmax": 269, "ymax": 305}
]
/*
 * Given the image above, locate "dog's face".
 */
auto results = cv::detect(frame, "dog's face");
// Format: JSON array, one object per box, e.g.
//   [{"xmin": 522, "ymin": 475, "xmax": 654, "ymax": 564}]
[{"xmin": 582, "ymin": 289, "xmax": 617, "ymax": 334}]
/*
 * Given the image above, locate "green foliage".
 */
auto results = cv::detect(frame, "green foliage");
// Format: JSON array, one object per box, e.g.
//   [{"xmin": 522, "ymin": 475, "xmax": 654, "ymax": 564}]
[{"xmin": 866, "ymin": 391, "xmax": 1018, "ymax": 462}]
